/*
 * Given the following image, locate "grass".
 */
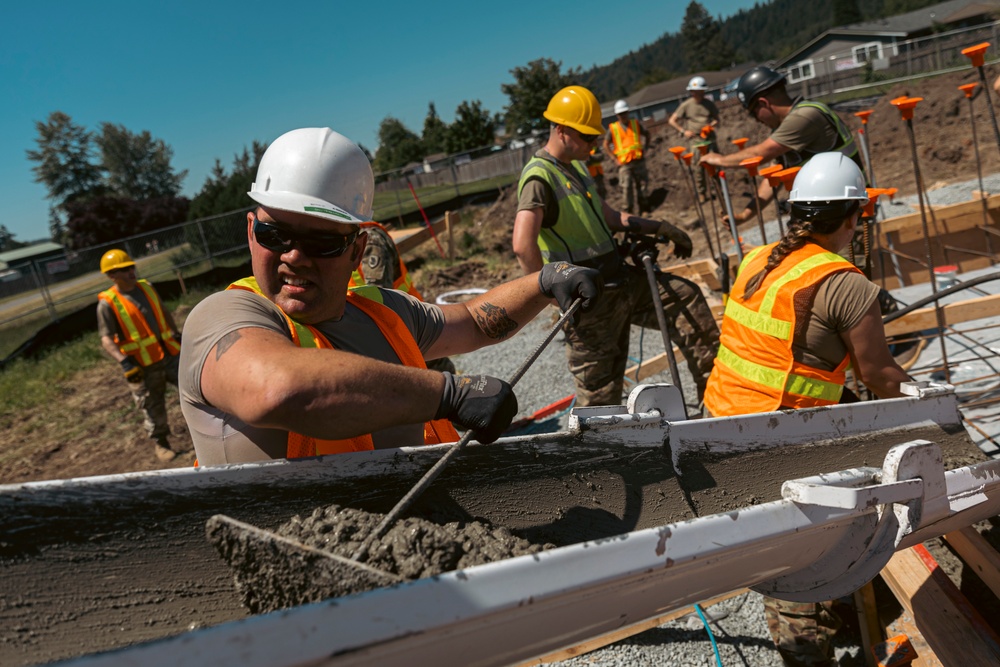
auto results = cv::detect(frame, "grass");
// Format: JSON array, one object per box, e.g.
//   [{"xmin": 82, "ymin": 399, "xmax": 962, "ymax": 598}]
[{"xmin": 373, "ymin": 174, "xmax": 519, "ymax": 221}]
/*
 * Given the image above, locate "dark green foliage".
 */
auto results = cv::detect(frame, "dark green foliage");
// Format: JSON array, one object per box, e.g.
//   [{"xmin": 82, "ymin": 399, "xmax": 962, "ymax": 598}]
[
  {"xmin": 63, "ymin": 196, "xmax": 189, "ymax": 248},
  {"xmin": 680, "ymin": 2, "xmax": 735, "ymax": 72},
  {"xmin": 422, "ymin": 102, "xmax": 449, "ymax": 155},
  {"xmin": 372, "ymin": 117, "xmax": 424, "ymax": 173},
  {"xmin": 833, "ymin": 0, "xmax": 864, "ymax": 25},
  {"xmin": 446, "ymin": 101, "xmax": 497, "ymax": 153},
  {"xmin": 501, "ymin": 58, "xmax": 580, "ymax": 137},
  {"xmin": 26, "ymin": 112, "xmax": 103, "ymax": 206},
  {"xmin": 96, "ymin": 124, "xmax": 187, "ymax": 199},
  {"xmin": 187, "ymin": 142, "xmax": 266, "ymax": 220}
]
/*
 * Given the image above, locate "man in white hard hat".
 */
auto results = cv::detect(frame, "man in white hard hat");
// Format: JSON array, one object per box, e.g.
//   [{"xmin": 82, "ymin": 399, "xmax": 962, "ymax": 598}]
[
  {"xmin": 668, "ymin": 76, "xmax": 720, "ymax": 203},
  {"xmin": 515, "ymin": 87, "xmax": 719, "ymax": 408},
  {"xmin": 179, "ymin": 127, "xmax": 603, "ymax": 465},
  {"xmin": 602, "ymin": 99, "xmax": 651, "ymax": 214}
]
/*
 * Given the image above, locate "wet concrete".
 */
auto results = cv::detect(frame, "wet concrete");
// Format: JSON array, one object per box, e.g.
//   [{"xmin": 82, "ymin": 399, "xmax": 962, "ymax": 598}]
[{"xmin": 0, "ymin": 423, "xmax": 986, "ymax": 666}]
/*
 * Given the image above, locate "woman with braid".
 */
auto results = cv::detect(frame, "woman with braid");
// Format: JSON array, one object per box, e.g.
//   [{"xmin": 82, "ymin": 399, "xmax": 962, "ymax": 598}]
[{"xmin": 703, "ymin": 152, "xmax": 911, "ymax": 666}]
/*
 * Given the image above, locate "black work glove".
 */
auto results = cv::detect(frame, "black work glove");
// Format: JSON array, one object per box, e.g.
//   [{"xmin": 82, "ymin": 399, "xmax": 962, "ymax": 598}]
[
  {"xmin": 538, "ymin": 261, "xmax": 604, "ymax": 323},
  {"xmin": 657, "ymin": 221, "xmax": 693, "ymax": 259},
  {"xmin": 435, "ymin": 372, "xmax": 518, "ymax": 444},
  {"xmin": 120, "ymin": 357, "xmax": 144, "ymax": 384}
]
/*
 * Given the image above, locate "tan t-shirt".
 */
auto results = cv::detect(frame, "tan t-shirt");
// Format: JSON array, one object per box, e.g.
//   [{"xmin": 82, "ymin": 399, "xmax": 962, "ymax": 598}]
[
  {"xmin": 794, "ymin": 270, "xmax": 880, "ymax": 370},
  {"xmin": 179, "ymin": 287, "xmax": 446, "ymax": 465},
  {"xmin": 673, "ymin": 97, "xmax": 719, "ymax": 134},
  {"xmin": 770, "ymin": 101, "xmax": 843, "ymax": 164}
]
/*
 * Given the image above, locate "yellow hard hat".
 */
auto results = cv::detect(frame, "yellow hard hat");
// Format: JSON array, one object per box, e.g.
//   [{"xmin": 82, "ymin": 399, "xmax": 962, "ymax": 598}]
[
  {"xmin": 100, "ymin": 249, "xmax": 135, "ymax": 274},
  {"xmin": 543, "ymin": 86, "xmax": 605, "ymax": 136}
]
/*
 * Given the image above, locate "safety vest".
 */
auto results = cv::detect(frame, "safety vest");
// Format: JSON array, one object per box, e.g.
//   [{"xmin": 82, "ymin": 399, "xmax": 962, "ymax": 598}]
[
  {"xmin": 517, "ymin": 154, "xmax": 617, "ymax": 266},
  {"xmin": 703, "ymin": 242, "xmax": 861, "ymax": 416},
  {"xmin": 98, "ymin": 280, "xmax": 180, "ymax": 367},
  {"xmin": 348, "ymin": 221, "xmax": 423, "ymax": 300},
  {"xmin": 227, "ymin": 277, "xmax": 459, "ymax": 458},
  {"xmin": 778, "ymin": 100, "xmax": 861, "ymax": 170},
  {"xmin": 610, "ymin": 119, "xmax": 644, "ymax": 164},
  {"xmin": 586, "ymin": 147, "xmax": 604, "ymax": 177}
]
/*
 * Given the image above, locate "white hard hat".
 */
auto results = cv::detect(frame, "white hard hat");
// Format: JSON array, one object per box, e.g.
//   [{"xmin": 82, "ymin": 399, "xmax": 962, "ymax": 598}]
[
  {"xmin": 687, "ymin": 76, "xmax": 708, "ymax": 91},
  {"xmin": 249, "ymin": 127, "xmax": 374, "ymax": 224},
  {"xmin": 614, "ymin": 99, "xmax": 630, "ymax": 114},
  {"xmin": 789, "ymin": 152, "xmax": 868, "ymax": 204}
]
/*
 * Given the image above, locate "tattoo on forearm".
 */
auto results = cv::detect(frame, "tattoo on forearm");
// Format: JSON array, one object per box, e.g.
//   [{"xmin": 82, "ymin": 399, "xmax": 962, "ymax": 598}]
[
  {"xmin": 215, "ymin": 331, "xmax": 242, "ymax": 361},
  {"xmin": 475, "ymin": 302, "xmax": 517, "ymax": 340}
]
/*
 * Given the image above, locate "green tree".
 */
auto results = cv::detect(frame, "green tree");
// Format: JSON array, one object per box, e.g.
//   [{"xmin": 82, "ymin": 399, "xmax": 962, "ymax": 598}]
[
  {"xmin": 633, "ymin": 67, "xmax": 674, "ymax": 93},
  {"xmin": 0, "ymin": 225, "xmax": 21, "ymax": 252},
  {"xmin": 372, "ymin": 117, "xmax": 423, "ymax": 173},
  {"xmin": 187, "ymin": 142, "xmax": 266, "ymax": 220},
  {"xmin": 680, "ymin": 1, "xmax": 734, "ymax": 72},
  {"xmin": 26, "ymin": 111, "xmax": 103, "ymax": 208},
  {"xmin": 833, "ymin": 0, "xmax": 863, "ymax": 25},
  {"xmin": 446, "ymin": 101, "xmax": 496, "ymax": 153},
  {"xmin": 97, "ymin": 123, "xmax": 187, "ymax": 200},
  {"xmin": 501, "ymin": 58, "xmax": 579, "ymax": 137},
  {"xmin": 422, "ymin": 102, "xmax": 450, "ymax": 155}
]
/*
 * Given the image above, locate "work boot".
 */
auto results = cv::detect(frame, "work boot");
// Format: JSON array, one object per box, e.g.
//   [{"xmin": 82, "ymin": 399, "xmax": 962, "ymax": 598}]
[{"xmin": 154, "ymin": 435, "xmax": 177, "ymax": 462}]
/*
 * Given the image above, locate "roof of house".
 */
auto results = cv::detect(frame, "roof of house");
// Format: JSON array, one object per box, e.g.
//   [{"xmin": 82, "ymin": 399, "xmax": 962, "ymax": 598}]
[
  {"xmin": 777, "ymin": 0, "xmax": 1000, "ymax": 66},
  {"xmin": 602, "ymin": 65, "xmax": 749, "ymax": 115},
  {"xmin": 0, "ymin": 242, "xmax": 64, "ymax": 264}
]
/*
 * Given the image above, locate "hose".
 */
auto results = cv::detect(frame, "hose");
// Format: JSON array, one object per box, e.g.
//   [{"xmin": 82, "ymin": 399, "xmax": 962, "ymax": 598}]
[
  {"xmin": 695, "ymin": 603, "xmax": 724, "ymax": 667},
  {"xmin": 882, "ymin": 271, "xmax": 1000, "ymax": 324}
]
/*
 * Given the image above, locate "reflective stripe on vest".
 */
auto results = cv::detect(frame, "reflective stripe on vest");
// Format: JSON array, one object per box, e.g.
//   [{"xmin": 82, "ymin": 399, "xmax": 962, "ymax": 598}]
[
  {"xmin": 610, "ymin": 119, "xmax": 643, "ymax": 164},
  {"xmin": 703, "ymin": 243, "xmax": 860, "ymax": 416},
  {"xmin": 227, "ymin": 277, "xmax": 458, "ymax": 458},
  {"xmin": 348, "ymin": 221, "xmax": 424, "ymax": 300},
  {"xmin": 517, "ymin": 155, "xmax": 616, "ymax": 265},
  {"xmin": 778, "ymin": 100, "xmax": 860, "ymax": 170},
  {"xmin": 98, "ymin": 280, "xmax": 180, "ymax": 367}
]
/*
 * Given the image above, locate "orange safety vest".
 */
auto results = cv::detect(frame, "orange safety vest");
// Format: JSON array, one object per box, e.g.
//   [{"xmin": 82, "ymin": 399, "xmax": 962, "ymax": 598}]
[
  {"xmin": 98, "ymin": 280, "xmax": 180, "ymax": 367},
  {"xmin": 348, "ymin": 221, "xmax": 423, "ymax": 300},
  {"xmin": 587, "ymin": 147, "xmax": 604, "ymax": 177},
  {"xmin": 610, "ymin": 119, "xmax": 644, "ymax": 164},
  {"xmin": 703, "ymin": 242, "xmax": 861, "ymax": 417},
  {"xmin": 227, "ymin": 278, "xmax": 459, "ymax": 458}
]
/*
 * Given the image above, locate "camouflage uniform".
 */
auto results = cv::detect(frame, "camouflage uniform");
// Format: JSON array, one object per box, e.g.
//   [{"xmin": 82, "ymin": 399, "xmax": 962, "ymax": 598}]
[
  {"xmin": 764, "ymin": 598, "xmax": 842, "ymax": 667},
  {"xmin": 566, "ymin": 265, "xmax": 718, "ymax": 406}
]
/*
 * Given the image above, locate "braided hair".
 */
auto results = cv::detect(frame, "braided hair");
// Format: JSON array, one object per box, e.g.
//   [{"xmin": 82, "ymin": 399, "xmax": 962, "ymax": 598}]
[{"xmin": 741, "ymin": 199, "xmax": 861, "ymax": 300}]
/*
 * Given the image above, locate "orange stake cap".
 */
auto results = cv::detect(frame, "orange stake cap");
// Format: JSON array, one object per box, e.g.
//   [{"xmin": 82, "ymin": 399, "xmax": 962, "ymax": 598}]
[
  {"xmin": 962, "ymin": 42, "xmax": 990, "ymax": 68},
  {"xmin": 863, "ymin": 188, "xmax": 888, "ymax": 217},
  {"xmin": 669, "ymin": 146, "xmax": 686, "ymax": 159},
  {"xmin": 697, "ymin": 143, "xmax": 710, "ymax": 155},
  {"xmin": 732, "ymin": 137, "xmax": 748, "ymax": 149},
  {"xmin": 959, "ymin": 82, "xmax": 978, "ymax": 98},
  {"xmin": 702, "ymin": 162, "xmax": 716, "ymax": 177},
  {"xmin": 854, "ymin": 110, "xmax": 873, "ymax": 124},
  {"xmin": 886, "ymin": 186, "xmax": 898, "ymax": 201},
  {"xmin": 739, "ymin": 156, "xmax": 763, "ymax": 177},
  {"xmin": 682, "ymin": 152, "xmax": 693, "ymax": 164},
  {"xmin": 775, "ymin": 166, "xmax": 801, "ymax": 190},
  {"xmin": 890, "ymin": 96, "xmax": 922, "ymax": 121}
]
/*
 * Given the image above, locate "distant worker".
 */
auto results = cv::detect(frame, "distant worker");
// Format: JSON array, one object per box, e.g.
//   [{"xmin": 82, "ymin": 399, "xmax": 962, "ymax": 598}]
[
  {"xmin": 514, "ymin": 86, "xmax": 720, "ymax": 407},
  {"xmin": 703, "ymin": 153, "xmax": 911, "ymax": 666},
  {"xmin": 97, "ymin": 249, "xmax": 182, "ymax": 462},
  {"xmin": 348, "ymin": 220, "xmax": 456, "ymax": 374},
  {"xmin": 179, "ymin": 127, "xmax": 603, "ymax": 465},
  {"xmin": 603, "ymin": 99, "xmax": 651, "ymax": 214},
  {"xmin": 701, "ymin": 65, "xmax": 862, "ymax": 227},
  {"xmin": 668, "ymin": 76, "xmax": 720, "ymax": 203},
  {"xmin": 586, "ymin": 145, "xmax": 607, "ymax": 199}
]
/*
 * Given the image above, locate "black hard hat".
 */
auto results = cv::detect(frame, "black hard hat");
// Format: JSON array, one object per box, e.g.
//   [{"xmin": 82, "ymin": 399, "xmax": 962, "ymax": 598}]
[{"xmin": 736, "ymin": 66, "xmax": 786, "ymax": 109}]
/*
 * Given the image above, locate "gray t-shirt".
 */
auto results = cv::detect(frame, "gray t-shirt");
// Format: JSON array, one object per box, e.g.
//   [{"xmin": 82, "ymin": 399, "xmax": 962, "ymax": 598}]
[{"xmin": 179, "ymin": 286, "xmax": 446, "ymax": 465}]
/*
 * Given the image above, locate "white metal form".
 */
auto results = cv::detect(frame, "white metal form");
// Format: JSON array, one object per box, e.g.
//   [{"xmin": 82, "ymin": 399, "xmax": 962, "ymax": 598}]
[{"xmin": 52, "ymin": 382, "xmax": 1000, "ymax": 667}]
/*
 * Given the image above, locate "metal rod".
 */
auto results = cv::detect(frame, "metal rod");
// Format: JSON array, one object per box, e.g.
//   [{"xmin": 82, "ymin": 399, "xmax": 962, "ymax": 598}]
[
  {"xmin": 675, "ymin": 158, "xmax": 716, "ymax": 258},
  {"xmin": 717, "ymin": 171, "xmax": 745, "ymax": 264},
  {"xmin": 749, "ymin": 174, "xmax": 768, "ymax": 244},
  {"xmin": 693, "ymin": 162, "xmax": 725, "ymax": 258},
  {"xmin": 902, "ymin": 115, "xmax": 951, "ymax": 383},
  {"xmin": 639, "ymin": 254, "xmax": 687, "ymax": 419},
  {"xmin": 976, "ymin": 64, "xmax": 1000, "ymax": 156},
  {"xmin": 964, "ymin": 92, "xmax": 993, "ymax": 257},
  {"xmin": 353, "ymin": 298, "xmax": 584, "ymax": 561}
]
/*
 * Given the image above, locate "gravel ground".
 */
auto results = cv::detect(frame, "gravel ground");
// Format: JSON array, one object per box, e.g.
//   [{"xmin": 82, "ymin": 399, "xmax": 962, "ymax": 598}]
[{"xmin": 448, "ymin": 173, "xmax": 1000, "ymax": 665}]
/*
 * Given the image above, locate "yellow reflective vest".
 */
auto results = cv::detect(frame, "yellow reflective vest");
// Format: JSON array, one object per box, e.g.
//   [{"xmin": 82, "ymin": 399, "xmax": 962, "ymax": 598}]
[{"xmin": 98, "ymin": 280, "xmax": 180, "ymax": 367}]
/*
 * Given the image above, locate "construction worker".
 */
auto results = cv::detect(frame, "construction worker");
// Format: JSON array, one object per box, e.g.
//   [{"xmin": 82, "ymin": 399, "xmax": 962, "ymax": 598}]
[
  {"xmin": 701, "ymin": 65, "xmax": 862, "ymax": 227},
  {"xmin": 178, "ymin": 127, "xmax": 603, "ymax": 465},
  {"xmin": 703, "ymin": 153, "xmax": 911, "ymax": 666},
  {"xmin": 97, "ymin": 249, "xmax": 182, "ymax": 461},
  {"xmin": 603, "ymin": 99, "xmax": 651, "ymax": 214},
  {"xmin": 513, "ymin": 86, "xmax": 720, "ymax": 407},
  {"xmin": 349, "ymin": 220, "xmax": 456, "ymax": 374},
  {"xmin": 668, "ymin": 76, "xmax": 720, "ymax": 203}
]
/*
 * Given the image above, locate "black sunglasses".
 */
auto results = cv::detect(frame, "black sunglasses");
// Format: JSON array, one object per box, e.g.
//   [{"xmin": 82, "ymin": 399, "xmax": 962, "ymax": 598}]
[
  {"xmin": 252, "ymin": 216, "xmax": 359, "ymax": 258},
  {"xmin": 569, "ymin": 127, "xmax": 600, "ymax": 144}
]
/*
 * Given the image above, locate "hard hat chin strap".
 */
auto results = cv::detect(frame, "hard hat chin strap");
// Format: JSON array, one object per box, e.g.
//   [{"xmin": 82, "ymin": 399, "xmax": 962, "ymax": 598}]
[{"xmin": 789, "ymin": 200, "xmax": 860, "ymax": 232}]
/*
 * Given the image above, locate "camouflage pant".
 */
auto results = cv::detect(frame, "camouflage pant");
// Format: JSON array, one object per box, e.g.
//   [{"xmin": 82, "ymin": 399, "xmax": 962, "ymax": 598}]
[
  {"xmin": 565, "ymin": 266, "xmax": 719, "ymax": 407},
  {"xmin": 763, "ymin": 596, "xmax": 842, "ymax": 667},
  {"xmin": 361, "ymin": 226, "xmax": 401, "ymax": 286},
  {"xmin": 128, "ymin": 354, "xmax": 179, "ymax": 439},
  {"xmin": 618, "ymin": 159, "xmax": 649, "ymax": 214}
]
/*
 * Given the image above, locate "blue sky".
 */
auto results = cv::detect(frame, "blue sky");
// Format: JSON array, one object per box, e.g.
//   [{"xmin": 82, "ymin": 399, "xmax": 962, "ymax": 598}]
[{"xmin": 3, "ymin": 0, "xmax": 756, "ymax": 243}]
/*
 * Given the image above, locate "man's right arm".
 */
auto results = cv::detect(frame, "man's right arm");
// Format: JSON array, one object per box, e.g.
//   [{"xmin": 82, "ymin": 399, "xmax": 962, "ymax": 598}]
[{"xmin": 513, "ymin": 207, "xmax": 545, "ymax": 274}]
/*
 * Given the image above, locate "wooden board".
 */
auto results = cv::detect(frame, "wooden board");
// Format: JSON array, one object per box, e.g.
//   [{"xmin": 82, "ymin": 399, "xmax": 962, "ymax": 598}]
[
  {"xmin": 882, "ymin": 293, "xmax": 1000, "ymax": 336},
  {"xmin": 942, "ymin": 527, "xmax": 1000, "ymax": 601}
]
